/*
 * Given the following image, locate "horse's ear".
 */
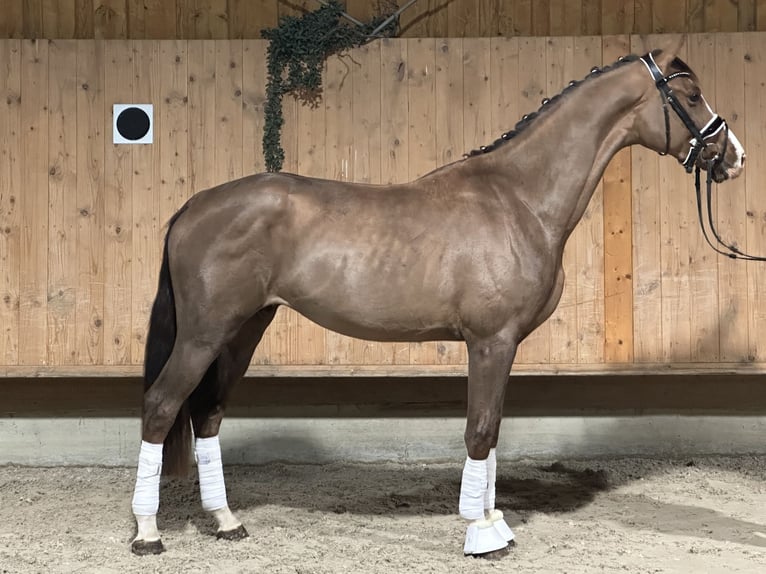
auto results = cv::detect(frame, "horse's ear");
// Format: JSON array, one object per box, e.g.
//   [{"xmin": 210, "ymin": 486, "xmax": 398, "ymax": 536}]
[{"xmin": 654, "ymin": 35, "xmax": 686, "ymax": 67}]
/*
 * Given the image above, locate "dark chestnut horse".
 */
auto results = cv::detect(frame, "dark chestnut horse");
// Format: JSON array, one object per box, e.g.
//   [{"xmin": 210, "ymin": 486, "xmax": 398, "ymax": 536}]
[{"xmin": 130, "ymin": 39, "xmax": 745, "ymax": 558}]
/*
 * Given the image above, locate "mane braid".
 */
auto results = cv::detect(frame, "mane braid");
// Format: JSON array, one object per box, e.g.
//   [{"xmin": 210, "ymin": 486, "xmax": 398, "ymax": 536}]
[{"xmin": 466, "ymin": 53, "xmax": 641, "ymax": 158}]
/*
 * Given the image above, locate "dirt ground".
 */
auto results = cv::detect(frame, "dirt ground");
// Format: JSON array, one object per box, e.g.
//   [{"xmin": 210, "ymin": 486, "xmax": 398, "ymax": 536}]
[{"xmin": 1, "ymin": 455, "xmax": 765, "ymax": 573}]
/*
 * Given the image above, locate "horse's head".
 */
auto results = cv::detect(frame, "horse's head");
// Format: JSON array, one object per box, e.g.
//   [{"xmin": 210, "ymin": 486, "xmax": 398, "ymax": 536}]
[{"xmin": 635, "ymin": 41, "xmax": 745, "ymax": 183}]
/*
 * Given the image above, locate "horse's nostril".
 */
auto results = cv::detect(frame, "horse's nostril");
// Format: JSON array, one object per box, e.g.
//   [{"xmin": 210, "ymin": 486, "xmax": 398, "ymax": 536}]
[{"xmin": 742, "ymin": 154, "xmax": 746, "ymax": 165}]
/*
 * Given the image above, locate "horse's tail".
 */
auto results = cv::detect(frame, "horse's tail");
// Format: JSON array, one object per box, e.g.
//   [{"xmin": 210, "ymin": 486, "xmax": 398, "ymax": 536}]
[{"xmin": 144, "ymin": 204, "xmax": 194, "ymax": 477}]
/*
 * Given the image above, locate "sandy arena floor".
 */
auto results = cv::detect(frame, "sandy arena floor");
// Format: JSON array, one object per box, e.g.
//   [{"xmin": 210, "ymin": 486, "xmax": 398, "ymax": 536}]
[{"xmin": 1, "ymin": 455, "xmax": 765, "ymax": 573}]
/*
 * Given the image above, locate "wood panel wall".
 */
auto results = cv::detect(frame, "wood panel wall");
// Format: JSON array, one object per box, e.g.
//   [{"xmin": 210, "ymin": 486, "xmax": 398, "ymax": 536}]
[
  {"xmin": 2, "ymin": 1, "xmax": 766, "ymax": 39},
  {"xmin": 1, "ymin": 34, "xmax": 764, "ymax": 377}
]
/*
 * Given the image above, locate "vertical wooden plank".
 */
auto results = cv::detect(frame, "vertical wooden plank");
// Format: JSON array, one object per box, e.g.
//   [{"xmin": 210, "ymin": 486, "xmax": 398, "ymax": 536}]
[
  {"xmin": 158, "ymin": 40, "xmax": 188, "ymax": 224},
  {"xmin": 154, "ymin": 39, "xmax": 188, "ymax": 358},
  {"xmin": 407, "ymin": 37, "xmax": 438, "ymax": 366},
  {"xmin": 515, "ymin": 36, "xmax": 549, "ymax": 365},
  {"xmin": 739, "ymin": 0, "xmax": 757, "ymax": 31},
  {"xmin": 293, "ymin": 46, "xmax": 329, "ymax": 367},
  {"xmin": 131, "ymin": 40, "xmax": 161, "ymax": 362},
  {"xmin": 214, "ymin": 39, "xmax": 242, "ymax": 185},
  {"xmin": 479, "ymin": 0, "xmax": 502, "ymax": 37},
  {"xmin": 76, "ymin": 40, "xmax": 105, "ymax": 365},
  {"xmin": 512, "ymin": 0, "xmax": 533, "ymax": 35},
  {"xmin": 322, "ymin": 51, "xmax": 354, "ymax": 366},
  {"xmin": 704, "ymin": 0, "xmax": 739, "ymax": 32},
  {"xmin": 550, "ymin": 0, "xmax": 583, "ymax": 35},
  {"xmin": 715, "ymin": 33, "xmax": 749, "ymax": 361},
  {"xmin": 652, "ymin": 0, "xmax": 686, "ymax": 33},
  {"xmin": 350, "ymin": 41, "xmax": 386, "ymax": 366},
  {"xmin": 545, "ymin": 36, "xmax": 578, "ymax": 365},
  {"xmin": 0, "ymin": 2, "xmax": 23, "ymax": 38},
  {"xmin": 601, "ymin": 0, "xmax": 634, "ymax": 34},
  {"xmin": 187, "ymin": 40, "xmax": 216, "ymax": 196},
  {"xmin": 94, "ymin": 0, "xmax": 128, "ymax": 38},
  {"xmin": 126, "ymin": 0, "xmax": 145, "ymax": 38},
  {"xmin": 495, "ymin": 0, "xmax": 516, "ymax": 36},
  {"xmin": 103, "ymin": 40, "xmax": 133, "ymax": 365},
  {"xmin": 380, "ymin": 38, "xmax": 411, "ymax": 366},
  {"xmin": 19, "ymin": 39, "xmax": 48, "ymax": 366},
  {"xmin": 633, "ymin": 0, "xmax": 653, "ymax": 34},
  {"xmin": 190, "ymin": 0, "xmax": 228, "ymax": 39},
  {"xmin": 531, "ymin": 0, "xmax": 551, "ymax": 35},
  {"xmin": 659, "ymin": 36, "xmax": 693, "ymax": 362},
  {"xmin": 462, "ymin": 38, "xmax": 492, "ymax": 153},
  {"xmin": 602, "ymin": 35, "xmax": 634, "ymax": 363},
  {"xmin": 135, "ymin": 0, "xmax": 177, "ymax": 39},
  {"xmin": 745, "ymin": 33, "xmax": 766, "ymax": 359},
  {"xmin": 0, "ymin": 40, "xmax": 21, "ymax": 365},
  {"xmin": 23, "ymin": 0, "xmax": 44, "ymax": 38},
  {"xmin": 688, "ymin": 0, "xmax": 706, "ymax": 32},
  {"xmin": 572, "ymin": 35, "xmax": 605, "ymax": 365},
  {"xmin": 47, "ymin": 40, "xmax": 78, "ymax": 365},
  {"xmin": 434, "ymin": 37, "xmax": 465, "ymax": 366},
  {"xmin": 449, "ymin": 0, "xmax": 480, "ymax": 36},
  {"xmin": 686, "ymin": 34, "xmax": 720, "ymax": 362},
  {"xmin": 73, "ymin": 0, "xmax": 95, "ymax": 38},
  {"xmin": 631, "ymin": 34, "xmax": 662, "ymax": 362},
  {"xmin": 489, "ymin": 37, "xmax": 519, "ymax": 139},
  {"xmin": 582, "ymin": 0, "xmax": 603, "ymax": 35},
  {"xmin": 759, "ymin": 0, "xmax": 766, "ymax": 30},
  {"xmin": 242, "ymin": 39, "xmax": 267, "ymax": 178},
  {"xmin": 43, "ymin": 0, "xmax": 76, "ymax": 38},
  {"xmin": 228, "ymin": 0, "xmax": 277, "ymax": 38}
]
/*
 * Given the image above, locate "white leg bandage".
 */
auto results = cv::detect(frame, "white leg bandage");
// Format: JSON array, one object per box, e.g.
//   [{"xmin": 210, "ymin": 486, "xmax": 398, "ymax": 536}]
[
  {"xmin": 132, "ymin": 441, "xmax": 163, "ymax": 516},
  {"xmin": 485, "ymin": 448, "xmax": 497, "ymax": 511},
  {"xmin": 459, "ymin": 456, "xmax": 488, "ymax": 520},
  {"xmin": 196, "ymin": 436, "xmax": 228, "ymax": 512}
]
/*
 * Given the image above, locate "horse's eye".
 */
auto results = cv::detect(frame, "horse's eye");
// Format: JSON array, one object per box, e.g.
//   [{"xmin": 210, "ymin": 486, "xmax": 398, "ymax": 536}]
[{"xmin": 689, "ymin": 92, "xmax": 701, "ymax": 104}]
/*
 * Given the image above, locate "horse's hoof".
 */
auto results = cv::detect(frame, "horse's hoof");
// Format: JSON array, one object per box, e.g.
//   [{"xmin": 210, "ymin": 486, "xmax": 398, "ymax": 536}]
[
  {"xmin": 131, "ymin": 539, "xmax": 165, "ymax": 556},
  {"xmin": 216, "ymin": 524, "xmax": 249, "ymax": 541},
  {"xmin": 472, "ymin": 541, "xmax": 514, "ymax": 560}
]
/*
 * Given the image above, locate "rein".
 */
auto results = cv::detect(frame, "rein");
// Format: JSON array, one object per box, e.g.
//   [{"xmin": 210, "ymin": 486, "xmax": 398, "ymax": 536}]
[{"xmin": 640, "ymin": 53, "xmax": 766, "ymax": 262}]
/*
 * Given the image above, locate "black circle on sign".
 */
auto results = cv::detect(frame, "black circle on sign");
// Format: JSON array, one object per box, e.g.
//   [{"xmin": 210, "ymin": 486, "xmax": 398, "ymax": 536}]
[{"xmin": 116, "ymin": 107, "xmax": 150, "ymax": 141}]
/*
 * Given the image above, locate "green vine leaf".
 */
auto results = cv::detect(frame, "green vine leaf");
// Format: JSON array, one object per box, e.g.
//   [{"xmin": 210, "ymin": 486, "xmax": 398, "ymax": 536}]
[{"xmin": 261, "ymin": 1, "xmax": 397, "ymax": 172}]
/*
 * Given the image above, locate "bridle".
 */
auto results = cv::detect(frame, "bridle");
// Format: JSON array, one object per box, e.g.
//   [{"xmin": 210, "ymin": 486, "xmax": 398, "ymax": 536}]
[{"xmin": 641, "ymin": 52, "xmax": 764, "ymax": 261}]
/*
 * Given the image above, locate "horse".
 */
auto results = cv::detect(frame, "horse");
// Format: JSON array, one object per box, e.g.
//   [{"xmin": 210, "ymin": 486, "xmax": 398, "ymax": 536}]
[{"xmin": 129, "ymin": 37, "xmax": 745, "ymax": 559}]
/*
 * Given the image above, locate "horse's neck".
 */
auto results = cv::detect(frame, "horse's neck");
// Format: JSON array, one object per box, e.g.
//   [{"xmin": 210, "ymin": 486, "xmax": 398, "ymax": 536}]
[{"xmin": 492, "ymin": 64, "xmax": 643, "ymax": 243}]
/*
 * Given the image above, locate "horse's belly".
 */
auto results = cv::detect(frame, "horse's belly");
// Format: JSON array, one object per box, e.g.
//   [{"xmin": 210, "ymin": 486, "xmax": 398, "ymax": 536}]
[{"xmin": 284, "ymin": 296, "xmax": 462, "ymax": 343}]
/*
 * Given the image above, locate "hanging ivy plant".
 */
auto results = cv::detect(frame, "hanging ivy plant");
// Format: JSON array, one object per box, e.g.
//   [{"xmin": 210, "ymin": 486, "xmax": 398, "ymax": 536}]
[{"xmin": 261, "ymin": 1, "xmax": 397, "ymax": 172}]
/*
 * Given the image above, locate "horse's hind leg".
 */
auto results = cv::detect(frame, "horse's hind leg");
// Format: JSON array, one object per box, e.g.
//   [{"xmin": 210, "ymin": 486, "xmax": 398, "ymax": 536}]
[
  {"xmin": 132, "ymin": 334, "xmax": 224, "ymax": 555},
  {"xmin": 460, "ymin": 332, "xmax": 518, "ymax": 559},
  {"xmin": 190, "ymin": 306, "xmax": 277, "ymax": 540}
]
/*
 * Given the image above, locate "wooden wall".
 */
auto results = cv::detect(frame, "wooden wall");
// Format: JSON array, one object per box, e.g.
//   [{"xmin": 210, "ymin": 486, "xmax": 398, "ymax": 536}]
[
  {"xmin": 1, "ymin": 34, "xmax": 765, "ymax": 377},
  {"xmin": 1, "ymin": 1, "xmax": 766, "ymax": 40}
]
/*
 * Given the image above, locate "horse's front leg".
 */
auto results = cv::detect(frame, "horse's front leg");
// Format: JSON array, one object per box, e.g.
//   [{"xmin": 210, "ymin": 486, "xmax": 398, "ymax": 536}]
[{"xmin": 460, "ymin": 333, "xmax": 517, "ymax": 559}]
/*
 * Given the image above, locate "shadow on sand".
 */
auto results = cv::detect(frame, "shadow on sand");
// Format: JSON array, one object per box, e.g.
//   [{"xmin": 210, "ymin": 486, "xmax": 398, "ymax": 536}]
[{"xmin": 156, "ymin": 454, "xmax": 766, "ymax": 549}]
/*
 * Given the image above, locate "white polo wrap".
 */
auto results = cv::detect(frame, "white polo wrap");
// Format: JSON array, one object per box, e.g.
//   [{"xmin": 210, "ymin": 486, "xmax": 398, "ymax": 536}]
[
  {"xmin": 131, "ymin": 441, "xmax": 163, "ymax": 516},
  {"xmin": 459, "ymin": 456, "xmax": 488, "ymax": 520},
  {"xmin": 196, "ymin": 435, "xmax": 228, "ymax": 512},
  {"xmin": 485, "ymin": 448, "xmax": 497, "ymax": 510}
]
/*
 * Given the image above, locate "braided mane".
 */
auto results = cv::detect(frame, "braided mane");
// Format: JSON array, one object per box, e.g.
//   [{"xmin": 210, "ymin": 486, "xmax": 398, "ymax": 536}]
[{"xmin": 466, "ymin": 54, "xmax": 641, "ymax": 158}]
